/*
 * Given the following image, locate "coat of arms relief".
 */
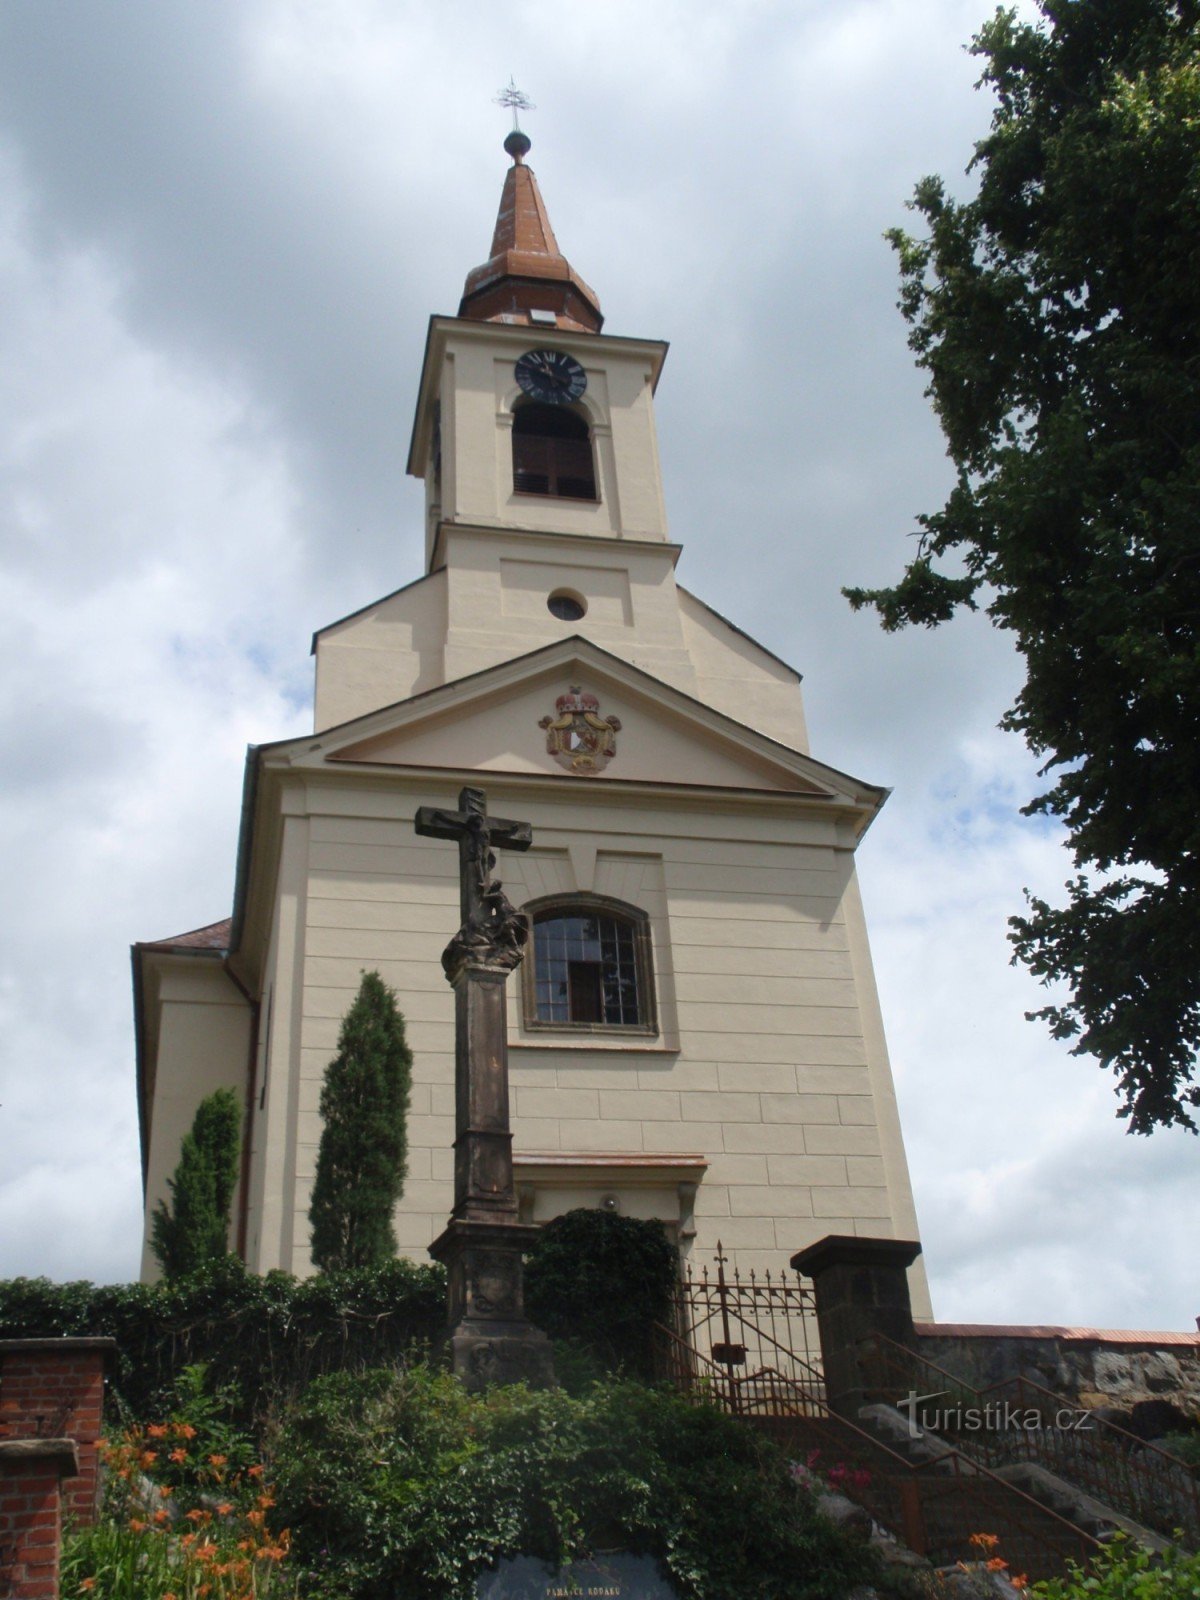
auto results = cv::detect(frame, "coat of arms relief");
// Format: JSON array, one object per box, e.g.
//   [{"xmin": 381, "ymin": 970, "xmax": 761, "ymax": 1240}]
[{"xmin": 538, "ymin": 686, "xmax": 621, "ymax": 775}]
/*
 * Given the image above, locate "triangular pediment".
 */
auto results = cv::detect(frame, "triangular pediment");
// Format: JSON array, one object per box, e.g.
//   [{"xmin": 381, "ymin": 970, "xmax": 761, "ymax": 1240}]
[{"xmin": 272, "ymin": 639, "xmax": 884, "ymax": 813}]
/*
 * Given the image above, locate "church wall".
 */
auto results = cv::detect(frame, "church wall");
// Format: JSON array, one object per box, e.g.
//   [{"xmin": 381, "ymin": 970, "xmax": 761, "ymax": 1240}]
[
  {"xmin": 249, "ymin": 774, "xmax": 922, "ymax": 1282},
  {"xmin": 139, "ymin": 960, "xmax": 252, "ymax": 1281}
]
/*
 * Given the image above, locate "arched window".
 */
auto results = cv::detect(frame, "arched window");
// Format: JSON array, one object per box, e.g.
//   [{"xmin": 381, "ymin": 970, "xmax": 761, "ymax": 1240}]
[
  {"xmin": 512, "ymin": 402, "xmax": 597, "ymax": 501},
  {"xmin": 522, "ymin": 896, "xmax": 656, "ymax": 1034}
]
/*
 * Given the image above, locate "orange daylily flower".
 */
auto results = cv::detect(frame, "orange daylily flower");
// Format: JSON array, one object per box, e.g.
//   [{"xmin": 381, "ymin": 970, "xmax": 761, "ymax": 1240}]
[
  {"xmin": 169, "ymin": 1447, "xmax": 188, "ymax": 1463},
  {"xmin": 969, "ymin": 1533, "xmax": 1000, "ymax": 1552},
  {"xmin": 247, "ymin": 1464, "xmax": 264, "ymax": 1479},
  {"xmin": 208, "ymin": 1454, "xmax": 228, "ymax": 1468},
  {"xmin": 79, "ymin": 1580, "xmax": 95, "ymax": 1592},
  {"xmin": 1011, "ymin": 1578, "xmax": 1029, "ymax": 1590},
  {"xmin": 216, "ymin": 1501, "xmax": 234, "ymax": 1516},
  {"xmin": 140, "ymin": 1451, "xmax": 158, "ymax": 1468},
  {"xmin": 154, "ymin": 1510, "xmax": 170, "ymax": 1525},
  {"xmin": 146, "ymin": 1424, "xmax": 168, "ymax": 1438},
  {"xmin": 128, "ymin": 1518, "xmax": 147, "ymax": 1533}
]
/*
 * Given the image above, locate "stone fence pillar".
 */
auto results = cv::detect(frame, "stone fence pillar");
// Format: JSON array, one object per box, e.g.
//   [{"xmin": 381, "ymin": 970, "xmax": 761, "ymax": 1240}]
[
  {"xmin": 0, "ymin": 1338, "xmax": 114, "ymax": 1528},
  {"xmin": 791, "ymin": 1235, "xmax": 922, "ymax": 1419},
  {"xmin": 0, "ymin": 1438, "xmax": 79, "ymax": 1600}
]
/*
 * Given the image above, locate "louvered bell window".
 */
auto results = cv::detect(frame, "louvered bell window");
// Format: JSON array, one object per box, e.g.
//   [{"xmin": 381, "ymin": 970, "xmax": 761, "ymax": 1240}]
[{"xmin": 512, "ymin": 403, "xmax": 597, "ymax": 500}]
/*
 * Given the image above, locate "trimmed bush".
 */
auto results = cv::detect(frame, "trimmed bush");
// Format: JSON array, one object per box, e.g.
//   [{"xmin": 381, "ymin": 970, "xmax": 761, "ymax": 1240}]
[
  {"xmin": 310, "ymin": 971, "xmax": 413, "ymax": 1271},
  {"xmin": 524, "ymin": 1208, "xmax": 677, "ymax": 1376},
  {"xmin": 150, "ymin": 1087, "xmax": 241, "ymax": 1279},
  {"xmin": 272, "ymin": 1365, "xmax": 881, "ymax": 1600}
]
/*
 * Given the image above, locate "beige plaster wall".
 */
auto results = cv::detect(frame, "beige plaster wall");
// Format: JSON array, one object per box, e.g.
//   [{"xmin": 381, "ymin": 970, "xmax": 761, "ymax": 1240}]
[
  {"xmin": 313, "ymin": 530, "xmax": 809, "ymax": 751},
  {"xmin": 139, "ymin": 959, "xmax": 252, "ymax": 1282},
  {"xmin": 250, "ymin": 776, "xmax": 922, "ymax": 1291}
]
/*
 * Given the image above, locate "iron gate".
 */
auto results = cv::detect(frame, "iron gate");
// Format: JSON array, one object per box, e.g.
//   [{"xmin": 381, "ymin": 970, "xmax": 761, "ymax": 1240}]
[{"xmin": 656, "ymin": 1244, "xmax": 824, "ymax": 1415}]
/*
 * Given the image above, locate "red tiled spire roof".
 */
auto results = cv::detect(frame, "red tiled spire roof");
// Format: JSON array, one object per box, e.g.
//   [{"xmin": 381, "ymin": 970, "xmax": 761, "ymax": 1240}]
[{"xmin": 459, "ymin": 133, "xmax": 602, "ymax": 334}]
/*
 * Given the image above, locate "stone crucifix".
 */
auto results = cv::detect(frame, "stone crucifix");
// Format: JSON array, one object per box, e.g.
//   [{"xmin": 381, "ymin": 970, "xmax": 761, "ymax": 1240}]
[{"xmin": 414, "ymin": 785, "xmax": 553, "ymax": 1388}]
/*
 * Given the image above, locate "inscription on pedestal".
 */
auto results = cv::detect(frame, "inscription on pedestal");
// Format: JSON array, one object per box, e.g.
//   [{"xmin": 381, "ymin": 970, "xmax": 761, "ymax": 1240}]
[{"xmin": 477, "ymin": 1552, "xmax": 678, "ymax": 1600}]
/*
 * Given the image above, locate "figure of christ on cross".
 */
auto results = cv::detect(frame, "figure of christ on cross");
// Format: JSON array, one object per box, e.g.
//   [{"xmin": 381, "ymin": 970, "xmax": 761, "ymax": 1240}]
[
  {"xmin": 413, "ymin": 785, "xmax": 554, "ymax": 1388},
  {"xmin": 414, "ymin": 787, "xmax": 532, "ymax": 977}
]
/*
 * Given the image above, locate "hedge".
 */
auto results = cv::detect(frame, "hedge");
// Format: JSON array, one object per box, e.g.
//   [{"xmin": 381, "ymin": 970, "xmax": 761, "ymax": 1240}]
[{"xmin": 0, "ymin": 1256, "xmax": 445, "ymax": 1426}]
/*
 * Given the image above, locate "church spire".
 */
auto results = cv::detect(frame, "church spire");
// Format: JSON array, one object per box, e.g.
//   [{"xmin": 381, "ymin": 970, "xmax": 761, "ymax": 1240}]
[{"xmin": 458, "ymin": 129, "xmax": 603, "ymax": 333}]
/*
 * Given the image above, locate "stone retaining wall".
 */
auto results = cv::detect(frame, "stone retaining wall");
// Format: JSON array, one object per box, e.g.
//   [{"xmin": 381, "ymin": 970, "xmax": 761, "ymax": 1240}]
[{"xmin": 916, "ymin": 1322, "xmax": 1200, "ymax": 1422}]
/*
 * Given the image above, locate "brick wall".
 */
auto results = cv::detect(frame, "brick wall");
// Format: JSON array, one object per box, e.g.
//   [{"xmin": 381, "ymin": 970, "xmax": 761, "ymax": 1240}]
[
  {"xmin": 0, "ymin": 1439, "xmax": 78, "ymax": 1600},
  {"xmin": 0, "ymin": 1339, "xmax": 114, "ymax": 1600},
  {"xmin": 0, "ymin": 1339, "xmax": 112, "ymax": 1527}
]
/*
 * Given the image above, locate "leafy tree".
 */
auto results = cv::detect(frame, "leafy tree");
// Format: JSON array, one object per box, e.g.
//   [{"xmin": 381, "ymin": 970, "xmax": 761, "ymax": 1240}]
[
  {"xmin": 150, "ymin": 1088, "xmax": 241, "ymax": 1279},
  {"xmin": 845, "ymin": 0, "xmax": 1200, "ymax": 1132},
  {"xmin": 309, "ymin": 970, "xmax": 412, "ymax": 1271}
]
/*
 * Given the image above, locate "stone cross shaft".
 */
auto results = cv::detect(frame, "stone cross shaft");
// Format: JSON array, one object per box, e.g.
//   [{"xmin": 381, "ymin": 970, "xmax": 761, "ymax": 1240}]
[
  {"xmin": 413, "ymin": 786, "xmax": 552, "ymax": 1388},
  {"xmin": 415, "ymin": 786, "xmax": 532, "ymax": 1223}
]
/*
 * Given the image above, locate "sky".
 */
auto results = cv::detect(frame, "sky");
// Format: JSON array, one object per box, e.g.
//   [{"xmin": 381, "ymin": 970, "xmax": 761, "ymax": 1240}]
[{"xmin": 0, "ymin": 0, "xmax": 1195, "ymax": 1331}]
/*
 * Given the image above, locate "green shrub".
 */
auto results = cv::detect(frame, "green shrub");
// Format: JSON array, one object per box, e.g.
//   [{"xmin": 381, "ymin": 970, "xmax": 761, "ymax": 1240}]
[
  {"xmin": 150, "ymin": 1087, "xmax": 241, "ymax": 1280},
  {"xmin": 524, "ymin": 1209, "xmax": 677, "ymax": 1377},
  {"xmin": 1034, "ymin": 1532, "xmax": 1200, "ymax": 1600},
  {"xmin": 310, "ymin": 971, "xmax": 413, "ymax": 1272},
  {"xmin": 272, "ymin": 1365, "xmax": 880, "ymax": 1600},
  {"xmin": 0, "ymin": 1256, "xmax": 444, "ymax": 1430}
]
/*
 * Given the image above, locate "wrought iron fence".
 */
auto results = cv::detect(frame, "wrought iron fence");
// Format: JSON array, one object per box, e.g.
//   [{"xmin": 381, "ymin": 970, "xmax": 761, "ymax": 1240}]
[
  {"xmin": 654, "ymin": 1248, "xmax": 1101, "ymax": 1582},
  {"xmin": 661, "ymin": 1243, "xmax": 823, "ymax": 1415}
]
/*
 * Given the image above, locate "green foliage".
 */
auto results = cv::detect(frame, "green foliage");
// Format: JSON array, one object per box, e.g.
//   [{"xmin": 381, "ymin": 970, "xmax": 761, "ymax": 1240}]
[
  {"xmin": 150, "ymin": 1088, "xmax": 242, "ymax": 1279},
  {"xmin": 1034, "ymin": 1531, "xmax": 1200, "ymax": 1600},
  {"xmin": 0, "ymin": 1256, "xmax": 444, "ymax": 1430},
  {"xmin": 272, "ymin": 1365, "xmax": 881, "ymax": 1600},
  {"xmin": 310, "ymin": 971, "xmax": 413, "ymax": 1271},
  {"xmin": 844, "ymin": 0, "xmax": 1200, "ymax": 1132},
  {"xmin": 523, "ymin": 1208, "xmax": 678, "ymax": 1378}
]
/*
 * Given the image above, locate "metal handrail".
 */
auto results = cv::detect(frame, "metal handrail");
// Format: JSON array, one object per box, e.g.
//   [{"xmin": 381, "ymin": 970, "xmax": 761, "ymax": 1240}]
[
  {"xmin": 653, "ymin": 1322, "xmax": 1099, "ymax": 1580},
  {"xmin": 862, "ymin": 1332, "xmax": 1200, "ymax": 1546}
]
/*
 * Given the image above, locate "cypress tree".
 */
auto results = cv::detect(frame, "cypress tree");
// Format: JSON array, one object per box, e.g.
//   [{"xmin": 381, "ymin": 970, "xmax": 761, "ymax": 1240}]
[
  {"xmin": 309, "ymin": 970, "xmax": 412, "ymax": 1272},
  {"xmin": 150, "ymin": 1087, "xmax": 241, "ymax": 1279}
]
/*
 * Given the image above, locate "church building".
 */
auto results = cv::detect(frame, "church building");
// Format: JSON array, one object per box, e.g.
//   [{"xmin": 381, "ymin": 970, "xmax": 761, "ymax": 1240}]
[{"xmin": 133, "ymin": 130, "xmax": 928, "ymax": 1306}]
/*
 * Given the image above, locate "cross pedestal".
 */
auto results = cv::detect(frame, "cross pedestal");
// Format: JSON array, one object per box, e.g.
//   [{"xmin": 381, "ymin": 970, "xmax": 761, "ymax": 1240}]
[{"xmin": 415, "ymin": 786, "xmax": 554, "ymax": 1389}]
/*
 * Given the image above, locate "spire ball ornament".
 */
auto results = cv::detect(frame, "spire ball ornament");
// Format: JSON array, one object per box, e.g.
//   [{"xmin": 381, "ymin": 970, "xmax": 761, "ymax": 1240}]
[{"xmin": 495, "ymin": 77, "xmax": 535, "ymax": 163}]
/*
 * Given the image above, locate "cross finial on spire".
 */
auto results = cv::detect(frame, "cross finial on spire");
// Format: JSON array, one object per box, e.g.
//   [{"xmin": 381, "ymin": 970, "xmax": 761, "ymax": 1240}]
[
  {"xmin": 495, "ymin": 76, "xmax": 535, "ymax": 131},
  {"xmin": 495, "ymin": 77, "xmax": 535, "ymax": 163}
]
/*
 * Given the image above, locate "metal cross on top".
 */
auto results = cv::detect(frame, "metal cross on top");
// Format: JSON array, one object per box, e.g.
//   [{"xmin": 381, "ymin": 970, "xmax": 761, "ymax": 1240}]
[
  {"xmin": 415, "ymin": 786, "xmax": 533, "ymax": 977},
  {"xmin": 494, "ymin": 76, "xmax": 535, "ymax": 132}
]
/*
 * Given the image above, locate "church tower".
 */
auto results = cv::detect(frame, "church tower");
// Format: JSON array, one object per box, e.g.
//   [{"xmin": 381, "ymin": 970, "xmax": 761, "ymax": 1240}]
[{"xmin": 133, "ymin": 132, "xmax": 928, "ymax": 1305}]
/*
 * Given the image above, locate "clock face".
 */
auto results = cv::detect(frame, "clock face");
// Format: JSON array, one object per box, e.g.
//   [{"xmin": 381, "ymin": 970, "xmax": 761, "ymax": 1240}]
[{"xmin": 514, "ymin": 349, "xmax": 587, "ymax": 406}]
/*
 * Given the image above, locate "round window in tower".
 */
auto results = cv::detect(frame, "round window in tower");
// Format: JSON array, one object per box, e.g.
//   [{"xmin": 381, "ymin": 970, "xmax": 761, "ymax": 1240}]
[{"xmin": 547, "ymin": 590, "xmax": 587, "ymax": 622}]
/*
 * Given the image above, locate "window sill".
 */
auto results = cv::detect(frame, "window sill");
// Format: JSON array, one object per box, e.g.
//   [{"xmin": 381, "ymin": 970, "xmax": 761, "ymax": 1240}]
[
  {"xmin": 510, "ymin": 492, "xmax": 602, "ymax": 506},
  {"xmin": 510, "ymin": 1034, "xmax": 677, "ymax": 1055}
]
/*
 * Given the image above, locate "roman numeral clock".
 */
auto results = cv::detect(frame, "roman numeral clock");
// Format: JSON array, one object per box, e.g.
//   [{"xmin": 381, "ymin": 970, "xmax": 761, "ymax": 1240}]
[{"xmin": 514, "ymin": 348, "xmax": 588, "ymax": 405}]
